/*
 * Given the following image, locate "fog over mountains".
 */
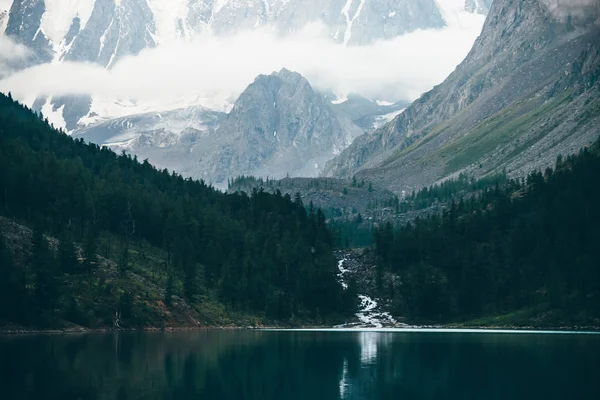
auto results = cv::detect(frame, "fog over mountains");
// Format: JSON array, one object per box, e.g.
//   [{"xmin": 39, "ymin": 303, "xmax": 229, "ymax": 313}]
[
  {"xmin": 0, "ymin": 0, "xmax": 490, "ymax": 184},
  {"xmin": 2, "ymin": 0, "xmax": 488, "ymax": 67}
]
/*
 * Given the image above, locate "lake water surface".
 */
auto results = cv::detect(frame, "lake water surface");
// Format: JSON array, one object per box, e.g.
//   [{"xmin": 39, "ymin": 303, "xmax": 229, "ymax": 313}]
[{"xmin": 1, "ymin": 329, "xmax": 599, "ymax": 399}]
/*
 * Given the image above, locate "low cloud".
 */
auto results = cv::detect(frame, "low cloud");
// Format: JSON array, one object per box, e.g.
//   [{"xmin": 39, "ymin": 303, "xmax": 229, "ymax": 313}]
[
  {"xmin": 541, "ymin": 0, "xmax": 600, "ymax": 20},
  {"xmin": 0, "ymin": 36, "xmax": 32, "ymax": 79},
  {"xmin": 0, "ymin": 16, "xmax": 484, "ymax": 114}
]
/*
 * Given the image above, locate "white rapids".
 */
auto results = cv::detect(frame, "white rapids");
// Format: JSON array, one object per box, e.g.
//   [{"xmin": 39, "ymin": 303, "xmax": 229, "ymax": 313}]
[
  {"xmin": 337, "ymin": 257, "xmax": 399, "ymax": 328},
  {"xmin": 355, "ymin": 295, "xmax": 397, "ymax": 328},
  {"xmin": 337, "ymin": 258, "xmax": 350, "ymax": 289}
]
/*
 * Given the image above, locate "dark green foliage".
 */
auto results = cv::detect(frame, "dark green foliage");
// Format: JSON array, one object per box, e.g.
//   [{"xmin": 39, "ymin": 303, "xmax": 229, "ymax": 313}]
[
  {"xmin": 58, "ymin": 230, "xmax": 79, "ymax": 274},
  {"xmin": 118, "ymin": 242, "xmax": 130, "ymax": 275},
  {"xmin": 375, "ymin": 144, "xmax": 600, "ymax": 323},
  {"xmin": 329, "ymin": 214, "xmax": 374, "ymax": 249},
  {"xmin": 165, "ymin": 272, "xmax": 174, "ymax": 306},
  {"xmin": 119, "ymin": 291, "xmax": 134, "ymax": 322},
  {"xmin": 0, "ymin": 235, "xmax": 27, "ymax": 323},
  {"xmin": 175, "ymin": 238, "xmax": 197, "ymax": 300},
  {"xmin": 0, "ymin": 92, "xmax": 353, "ymax": 327},
  {"xmin": 342, "ymin": 277, "xmax": 359, "ymax": 312},
  {"xmin": 82, "ymin": 227, "xmax": 97, "ymax": 272},
  {"xmin": 398, "ymin": 172, "xmax": 509, "ymax": 213},
  {"xmin": 31, "ymin": 228, "xmax": 60, "ymax": 318}
]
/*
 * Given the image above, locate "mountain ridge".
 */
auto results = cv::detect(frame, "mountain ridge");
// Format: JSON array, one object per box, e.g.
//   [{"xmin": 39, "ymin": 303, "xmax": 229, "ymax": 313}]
[
  {"xmin": 74, "ymin": 68, "xmax": 366, "ymax": 185},
  {"xmin": 2, "ymin": 0, "xmax": 480, "ymax": 69},
  {"xmin": 323, "ymin": 0, "xmax": 600, "ymax": 193}
]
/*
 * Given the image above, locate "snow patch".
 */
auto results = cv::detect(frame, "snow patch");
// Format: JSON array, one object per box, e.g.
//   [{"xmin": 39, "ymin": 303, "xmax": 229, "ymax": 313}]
[
  {"xmin": 0, "ymin": 1, "xmax": 11, "ymax": 35},
  {"xmin": 213, "ymin": 0, "xmax": 231, "ymax": 15},
  {"xmin": 0, "ymin": 15, "xmax": 8, "ymax": 38},
  {"xmin": 80, "ymin": 94, "xmax": 223, "ymax": 124},
  {"xmin": 262, "ymin": 0, "xmax": 272, "ymax": 18},
  {"xmin": 41, "ymin": 98, "xmax": 67, "ymax": 132},
  {"xmin": 98, "ymin": 18, "xmax": 114, "ymax": 57},
  {"xmin": 331, "ymin": 94, "xmax": 348, "ymax": 104},
  {"xmin": 147, "ymin": 0, "xmax": 190, "ymax": 44},
  {"xmin": 435, "ymin": 0, "xmax": 486, "ymax": 29},
  {"xmin": 107, "ymin": 34, "xmax": 121, "ymax": 68},
  {"xmin": 373, "ymin": 108, "xmax": 405, "ymax": 129},
  {"xmin": 40, "ymin": 0, "xmax": 94, "ymax": 45},
  {"xmin": 103, "ymin": 136, "xmax": 137, "ymax": 149},
  {"xmin": 0, "ymin": 0, "xmax": 13, "ymax": 11},
  {"xmin": 341, "ymin": 0, "xmax": 366, "ymax": 46}
]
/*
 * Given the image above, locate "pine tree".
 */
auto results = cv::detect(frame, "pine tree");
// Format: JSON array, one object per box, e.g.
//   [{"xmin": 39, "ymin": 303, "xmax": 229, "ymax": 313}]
[
  {"xmin": 0, "ymin": 235, "xmax": 19, "ymax": 322},
  {"xmin": 165, "ymin": 271, "xmax": 174, "ymax": 306},
  {"xmin": 118, "ymin": 242, "xmax": 130, "ymax": 275},
  {"xmin": 83, "ymin": 227, "xmax": 97, "ymax": 273},
  {"xmin": 178, "ymin": 238, "xmax": 197, "ymax": 301},
  {"xmin": 31, "ymin": 228, "xmax": 59, "ymax": 318},
  {"xmin": 58, "ymin": 230, "xmax": 79, "ymax": 274}
]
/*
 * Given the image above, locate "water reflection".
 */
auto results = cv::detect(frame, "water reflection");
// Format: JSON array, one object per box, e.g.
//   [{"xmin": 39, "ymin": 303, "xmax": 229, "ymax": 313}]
[
  {"xmin": 339, "ymin": 358, "xmax": 349, "ymax": 399},
  {"xmin": 0, "ymin": 330, "xmax": 599, "ymax": 399},
  {"xmin": 358, "ymin": 331, "xmax": 393, "ymax": 365}
]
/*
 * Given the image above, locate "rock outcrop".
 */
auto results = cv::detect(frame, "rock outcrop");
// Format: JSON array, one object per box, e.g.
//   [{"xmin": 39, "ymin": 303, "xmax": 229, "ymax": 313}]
[{"xmin": 324, "ymin": 0, "xmax": 600, "ymax": 193}]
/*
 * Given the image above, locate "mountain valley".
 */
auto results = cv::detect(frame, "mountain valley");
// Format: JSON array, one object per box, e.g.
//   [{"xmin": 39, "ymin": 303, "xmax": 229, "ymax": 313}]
[
  {"xmin": 1, "ymin": 0, "xmax": 489, "ymax": 186},
  {"xmin": 1, "ymin": 0, "xmax": 599, "ymax": 332}
]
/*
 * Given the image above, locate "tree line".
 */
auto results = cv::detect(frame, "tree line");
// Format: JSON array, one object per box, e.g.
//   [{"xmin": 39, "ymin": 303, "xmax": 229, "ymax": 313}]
[
  {"xmin": 0, "ymin": 92, "xmax": 354, "ymax": 327},
  {"xmin": 375, "ymin": 143, "xmax": 600, "ymax": 324}
]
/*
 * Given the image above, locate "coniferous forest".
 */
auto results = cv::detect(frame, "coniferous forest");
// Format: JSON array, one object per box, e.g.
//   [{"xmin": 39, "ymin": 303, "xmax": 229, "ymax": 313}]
[
  {"xmin": 0, "ymin": 93, "xmax": 354, "ymax": 328},
  {"xmin": 375, "ymin": 142, "xmax": 600, "ymax": 325},
  {"xmin": 1, "ymin": 90, "xmax": 600, "ymax": 329}
]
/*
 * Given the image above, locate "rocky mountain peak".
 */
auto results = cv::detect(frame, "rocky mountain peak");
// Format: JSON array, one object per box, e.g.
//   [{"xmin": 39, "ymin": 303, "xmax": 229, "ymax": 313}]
[
  {"xmin": 3, "ymin": 0, "xmax": 487, "ymax": 70},
  {"xmin": 271, "ymin": 67, "xmax": 304, "ymax": 82},
  {"xmin": 74, "ymin": 68, "xmax": 365, "ymax": 186},
  {"xmin": 201, "ymin": 68, "xmax": 363, "ymax": 184}
]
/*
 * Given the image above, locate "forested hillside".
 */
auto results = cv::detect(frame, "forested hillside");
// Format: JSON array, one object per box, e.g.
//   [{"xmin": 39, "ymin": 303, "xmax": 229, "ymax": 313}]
[
  {"xmin": 375, "ymin": 141, "xmax": 600, "ymax": 326},
  {"xmin": 0, "ymin": 92, "xmax": 354, "ymax": 329}
]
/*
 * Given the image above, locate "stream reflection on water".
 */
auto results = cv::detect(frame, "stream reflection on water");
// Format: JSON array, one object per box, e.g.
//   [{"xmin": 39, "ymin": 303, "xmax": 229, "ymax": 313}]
[{"xmin": 1, "ymin": 329, "xmax": 599, "ymax": 399}]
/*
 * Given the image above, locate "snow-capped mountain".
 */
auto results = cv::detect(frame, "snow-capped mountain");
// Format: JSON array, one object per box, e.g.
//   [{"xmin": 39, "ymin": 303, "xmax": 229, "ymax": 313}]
[
  {"xmin": 74, "ymin": 68, "xmax": 366, "ymax": 186},
  {"xmin": 2, "ymin": 0, "xmax": 492, "ymax": 185},
  {"xmin": 2, "ymin": 0, "xmax": 486, "ymax": 69},
  {"xmin": 73, "ymin": 104, "xmax": 226, "ymax": 176},
  {"xmin": 327, "ymin": 93, "xmax": 408, "ymax": 132},
  {"xmin": 0, "ymin": 1, "xmax": 9, "ymax": 34},
  {"xmin": 1, "ymin": 0, "xmax": 488, "ymax": 129}
]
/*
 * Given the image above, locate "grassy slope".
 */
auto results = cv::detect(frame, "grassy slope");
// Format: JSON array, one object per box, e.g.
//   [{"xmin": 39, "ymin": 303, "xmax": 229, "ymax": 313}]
[
  {"xmin": 0, "ymin": 216, "xmax": 327, "ymax": 331},
  {"xmin": 382, "ymin": 90, "xmax": 574, "ymax": 175},
  {"xmin": 438, "ymin": 90, "xmax": 576, "ymax": 175}
]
